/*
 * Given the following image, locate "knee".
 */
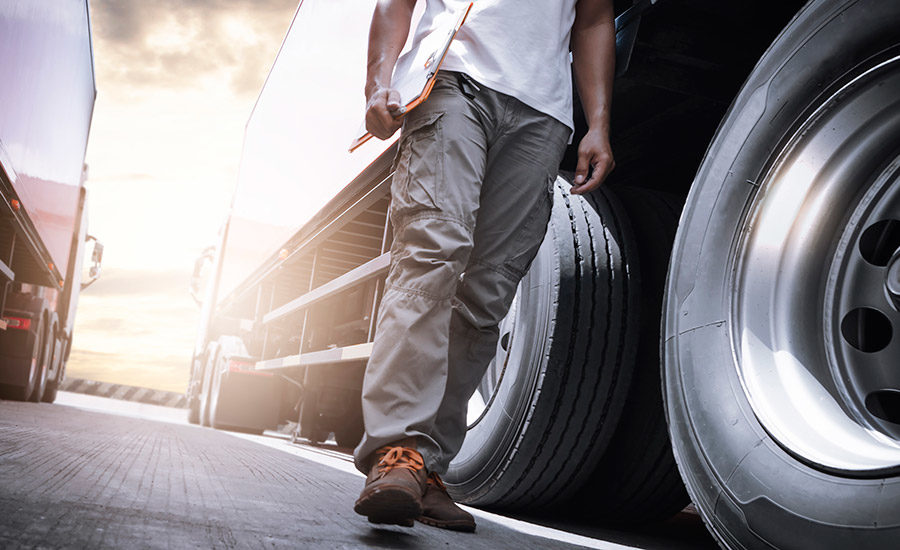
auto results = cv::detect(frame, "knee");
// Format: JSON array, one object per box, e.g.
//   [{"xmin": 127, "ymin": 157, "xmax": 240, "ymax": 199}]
[
  {"xmin": 453, "ymin": 261, "xmax": 520, "ymax": 328},
  {"xmin": 387, "ymin": 214, "xmax": 473, "ymax": 299}
]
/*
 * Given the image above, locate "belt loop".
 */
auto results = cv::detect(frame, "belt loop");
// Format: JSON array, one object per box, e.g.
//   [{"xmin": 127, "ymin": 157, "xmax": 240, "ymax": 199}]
[{"xmin": 455, "ymin": 72, "xmax": 480, "ymax": 99}]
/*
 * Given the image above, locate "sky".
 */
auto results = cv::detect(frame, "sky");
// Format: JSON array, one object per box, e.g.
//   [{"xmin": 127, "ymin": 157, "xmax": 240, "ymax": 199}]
[{"xmin": 67, "ymin": 0, "xmax": 299, "ymax": 392}]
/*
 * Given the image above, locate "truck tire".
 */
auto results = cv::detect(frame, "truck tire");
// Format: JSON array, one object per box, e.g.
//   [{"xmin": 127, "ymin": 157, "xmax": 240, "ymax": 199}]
[
  {"xmin": 41, "ymin": 315, "xmax": 62, "ymax": 404},
  {"xmin": 207, "ymin": 352, "xmax": 229, "ymax": 430},
  {"xmin": 198, "ymin": 343, "xmax": 219, "ymax": 427},
  {"xmin": 187, "ymin": 396, "xmax": 201, "ymax": 425},
  {"xmin": 0, "ymin": 308, "xmax": 44, "ymax": 402},
  {"xmin": 208, "ymin": 336, "xmax": 274, "ymax": 435},
  {"xmin": 187, "ymin": 354, "xmax": 208, "ymax": 425},
  {"xmin": 334, "ymin": 395, "xmax": 364, "ymax": 449},
  {"xmin": 445, "ymin": 177, "xmax": 640, "ymax": 509},
  {"xmin": 664, "ymin": 1, "xmax": 900, "ymax": 547},
  {"xmin": 27, "ymin": 312, "xmax": 51, "ymax": 403},
  {"xmin": 567, "ymin": 186, "xmax": 689, "ymax": 523}
]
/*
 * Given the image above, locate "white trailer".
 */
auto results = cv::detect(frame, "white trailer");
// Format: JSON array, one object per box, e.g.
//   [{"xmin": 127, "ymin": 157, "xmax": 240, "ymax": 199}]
[{"xmin": 0, "ymin": 0, "xmax": 102, "ymax": 403}]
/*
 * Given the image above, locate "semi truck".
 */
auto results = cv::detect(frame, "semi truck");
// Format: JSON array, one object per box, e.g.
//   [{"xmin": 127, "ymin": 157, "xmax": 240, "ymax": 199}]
[
  {"xmin": 189, "ymin": 0, "xmax": 900, "ymax": 547},
  {"xmin": 0, "ymin": 1, "xmax": 101, "ymax": 403}
]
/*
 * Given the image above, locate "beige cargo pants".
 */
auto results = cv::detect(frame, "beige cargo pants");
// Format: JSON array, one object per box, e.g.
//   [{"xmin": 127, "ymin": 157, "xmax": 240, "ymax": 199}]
[{"xmin": 354, "ymin": 71, "xmax": 570, "ymax": 474}]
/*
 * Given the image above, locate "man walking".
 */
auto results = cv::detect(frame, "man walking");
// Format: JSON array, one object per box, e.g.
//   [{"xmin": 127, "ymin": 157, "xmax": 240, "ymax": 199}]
[{"xmin": 354, "ymin": 0, "xmax": 616, "ymax": 531}]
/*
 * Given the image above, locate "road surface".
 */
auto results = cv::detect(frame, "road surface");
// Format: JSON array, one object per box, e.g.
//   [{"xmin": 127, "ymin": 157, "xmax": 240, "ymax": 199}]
[{"xmin": 0, "ymin": 392, "xmax": 716, "ymax": 549}]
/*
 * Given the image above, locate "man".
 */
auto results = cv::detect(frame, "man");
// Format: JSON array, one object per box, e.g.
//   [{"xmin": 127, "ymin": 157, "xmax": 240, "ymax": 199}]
[{"xmin": 353, "ymin": 0, "xmax": 616, "ymax": 532}]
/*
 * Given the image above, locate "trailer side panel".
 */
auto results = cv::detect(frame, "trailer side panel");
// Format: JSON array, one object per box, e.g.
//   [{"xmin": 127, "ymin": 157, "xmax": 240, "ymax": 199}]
[{"xmin": 0, "ymin": 0, "xmax": 95, "ymax": 279}]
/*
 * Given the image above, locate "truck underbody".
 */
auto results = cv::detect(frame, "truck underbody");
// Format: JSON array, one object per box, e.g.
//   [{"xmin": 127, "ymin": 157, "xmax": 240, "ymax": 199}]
[{"xmin": 191, "ymin": 1, "xmax": 900, "ymax": 547}]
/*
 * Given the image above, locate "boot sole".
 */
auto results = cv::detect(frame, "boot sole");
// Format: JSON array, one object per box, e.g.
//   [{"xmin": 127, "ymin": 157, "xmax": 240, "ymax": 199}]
[
  {"xmin": 417, "ymin": 515, "xmax": 477, "ymax": 533},
  {"xmin": 354, "ymin": 486, "xmax": 422, "ymax": 527}
]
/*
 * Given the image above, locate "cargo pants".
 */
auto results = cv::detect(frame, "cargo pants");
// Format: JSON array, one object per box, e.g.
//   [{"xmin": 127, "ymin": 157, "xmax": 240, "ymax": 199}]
[{"xmin": 354, "ymin": 71, "xmax": 571, "ymax": 474}]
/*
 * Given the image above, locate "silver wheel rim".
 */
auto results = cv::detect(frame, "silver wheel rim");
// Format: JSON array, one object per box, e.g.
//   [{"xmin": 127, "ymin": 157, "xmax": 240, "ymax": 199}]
[
  {"xmin": 734, "ymin": 55, "xmax": 900, "ymax": 474},
  {"xmin": 466, "ymin": 292, "xmax": 518, "ymax": 428}
]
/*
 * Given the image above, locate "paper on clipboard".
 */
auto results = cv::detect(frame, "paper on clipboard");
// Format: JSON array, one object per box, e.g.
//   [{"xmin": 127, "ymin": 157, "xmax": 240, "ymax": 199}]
[{"xmin": 349, "ymin": 2, "xmax": 473, "ymax": 152}]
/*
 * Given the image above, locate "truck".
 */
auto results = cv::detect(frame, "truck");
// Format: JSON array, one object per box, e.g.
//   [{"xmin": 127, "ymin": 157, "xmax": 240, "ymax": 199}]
[
  {"xmin": 0, "ymin": 1, "xmax": 102, "ymax": 404},
  {"xmin": 189, "ymin": 0, "xmax": 900, "ymax": 547}
]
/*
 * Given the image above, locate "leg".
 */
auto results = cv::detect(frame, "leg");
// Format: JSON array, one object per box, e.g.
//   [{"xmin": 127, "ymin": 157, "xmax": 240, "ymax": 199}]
[
  {"xmin": 354, "ymin": 74, "xmax": 490, "ymax": 474},
  {"xmin": 430, "ymin": 103, "xmax": 571, "ymax": 473}
]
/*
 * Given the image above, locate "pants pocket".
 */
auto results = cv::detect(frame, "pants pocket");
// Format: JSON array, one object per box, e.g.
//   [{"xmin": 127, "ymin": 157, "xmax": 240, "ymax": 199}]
[{"xmin": 391, "ymin": 111, "xmax": 445, "ymax": 220}]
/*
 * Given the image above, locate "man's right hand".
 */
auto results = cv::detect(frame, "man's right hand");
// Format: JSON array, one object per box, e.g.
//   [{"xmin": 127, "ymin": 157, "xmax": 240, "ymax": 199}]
[{"xmin": 365, "ymin": 86, "xmax": 405, "ymax": 140}]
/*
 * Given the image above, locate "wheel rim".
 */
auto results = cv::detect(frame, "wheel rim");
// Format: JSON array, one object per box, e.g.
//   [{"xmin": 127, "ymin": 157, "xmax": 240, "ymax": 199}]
[
  {"xmin": 466, "ymin": 294, "xmax": 518, "ymax": 428},
  {"xmin": 734, "ymin": 54, "xmax": 900, "ymax": 474}
]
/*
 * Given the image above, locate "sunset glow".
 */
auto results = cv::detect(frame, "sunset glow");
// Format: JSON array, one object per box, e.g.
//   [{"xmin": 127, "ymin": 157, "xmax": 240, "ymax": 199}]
[{"xmin": 68, "ymin": 0, "xmax": 298, "ymax": 391}]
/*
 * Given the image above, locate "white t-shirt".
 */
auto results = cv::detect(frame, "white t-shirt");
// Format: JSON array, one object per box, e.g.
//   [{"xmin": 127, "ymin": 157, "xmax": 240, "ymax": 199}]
[{"xmin": 395, "ymin": 0, "xmax": 578, "ymax": 131}]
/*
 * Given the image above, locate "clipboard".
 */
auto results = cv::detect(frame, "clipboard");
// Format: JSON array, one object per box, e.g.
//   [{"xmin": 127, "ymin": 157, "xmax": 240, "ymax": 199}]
[{"xmin": 349, "ymin": 2, "xmax": 473, "ymax": 152}]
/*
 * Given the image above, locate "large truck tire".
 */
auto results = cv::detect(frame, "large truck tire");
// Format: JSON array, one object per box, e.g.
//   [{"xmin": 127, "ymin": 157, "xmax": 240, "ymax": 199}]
[
  {"xmin": 664, "ymin": 0, "xmax": 900, "ymax": 547},
  {"xmin": 186, "ymin": 396, "xmax": 201, "ymax": 425},
  {"xmin": 0, "ymin": 296, "xmax": 48, "ymax": 402},
  {"xmin": 187, "ymin": 353, "xmax": 210, "ymax": 425},
  {"xmin": 567, "ymin": 186, "xmax": 688, "ymax": 523},
  {"xmin": 41, "ymin": 314, "xmax": 62, "ymax": 404},
  {"xmin": 208, "ymin": 336, "xmax": 278, "ymax": 435},
  {"xmin": 333, "ymin": 389, "xmax": 364, "ymax": 448},
  {"xmin": 27, "ymin": 312, "xmax": 51, "ymax": 403},
  {"xmin": 0, "ymin": 319, "xmax": 41, "ymax": 402},
  {"xmin": 445, "ymin": 177, "xmax": 640, "ymax": 509},
  {"xmin": 198, "ymin": 342, "xmax": 219, "ymax": 427}
]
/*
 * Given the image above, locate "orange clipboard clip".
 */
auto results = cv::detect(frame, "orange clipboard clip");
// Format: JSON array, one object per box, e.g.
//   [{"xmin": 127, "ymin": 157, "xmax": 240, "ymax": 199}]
[{"xmin": 349, "ymin": 2, "xmax": 473, "ymax": 153}]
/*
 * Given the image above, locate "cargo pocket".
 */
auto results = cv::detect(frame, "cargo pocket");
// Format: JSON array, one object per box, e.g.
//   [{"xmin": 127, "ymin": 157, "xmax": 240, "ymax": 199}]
[{"xmin": 391, "ymin": 111, "xmax": 445, "ymax": 219}]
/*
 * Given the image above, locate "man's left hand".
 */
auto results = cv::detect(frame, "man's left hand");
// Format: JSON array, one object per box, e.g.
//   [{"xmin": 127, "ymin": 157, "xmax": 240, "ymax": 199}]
[{"xmin": 571, "ymin": 128, "xmax": 615, "ymax": 194}]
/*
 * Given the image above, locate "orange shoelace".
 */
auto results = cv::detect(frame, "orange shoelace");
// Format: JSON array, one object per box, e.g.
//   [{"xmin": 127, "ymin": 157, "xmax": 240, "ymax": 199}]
[
  {"xmin": 427, "ymin": 472, "xmax": 448, "ymax": 493},
  {"xmin": 374, "ymin": 446, "xmax": 425, "ymax": 479}
]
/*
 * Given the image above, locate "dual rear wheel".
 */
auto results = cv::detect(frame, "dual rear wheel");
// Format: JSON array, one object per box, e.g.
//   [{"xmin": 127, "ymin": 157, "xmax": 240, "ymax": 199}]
[
  {"xmin": 0, "ymin": 297, "xmax": 60, "ymax": 403},
  {"xmin": 449, "ymin": 3, "xmax": 900, "ymax": 546},
  {"xmin": 445, "ymin": 177, "xmax": 687, "ymax": 521}
]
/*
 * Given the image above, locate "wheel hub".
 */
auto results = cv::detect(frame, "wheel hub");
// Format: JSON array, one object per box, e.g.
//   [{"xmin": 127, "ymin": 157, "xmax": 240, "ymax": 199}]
[{"xmin": 734, "ymin": 55, "xmax": 900, "ymax": 474}]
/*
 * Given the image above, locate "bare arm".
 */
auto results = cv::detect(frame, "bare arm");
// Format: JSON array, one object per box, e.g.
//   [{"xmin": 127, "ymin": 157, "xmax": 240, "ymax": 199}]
[
  {"xmin": 365, "ymin": 0, "xmax": 417, "ymax": 140},
  {"xmin": 570, "ymin": 0, "xmax": 616, "ymax": 194}
]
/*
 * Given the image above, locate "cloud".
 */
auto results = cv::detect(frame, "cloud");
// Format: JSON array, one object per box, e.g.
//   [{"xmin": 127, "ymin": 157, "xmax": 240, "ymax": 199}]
[
  {"xmin": 90, "ymin": 0, "xmax": 297, "ymax": 97},
  {"xmin": 69, "ymin": 2, "xmax": 301, "ymax": 392}
]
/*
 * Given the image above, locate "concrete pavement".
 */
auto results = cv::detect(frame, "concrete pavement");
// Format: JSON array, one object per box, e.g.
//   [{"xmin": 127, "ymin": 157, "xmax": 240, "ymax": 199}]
[{"xmin": 0, "ymin": 393, "xmax": 715, "ymax": 549}]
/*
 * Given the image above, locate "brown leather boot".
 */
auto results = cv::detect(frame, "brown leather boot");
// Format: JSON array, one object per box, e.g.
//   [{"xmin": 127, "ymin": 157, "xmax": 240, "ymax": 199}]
[
  {"xmin": 354, "ymin": 446, "xmax": 427, "ymax": 527},
  {"xmin": 417, "ymin": 472, "xmax": 476, "ymax": 532}
]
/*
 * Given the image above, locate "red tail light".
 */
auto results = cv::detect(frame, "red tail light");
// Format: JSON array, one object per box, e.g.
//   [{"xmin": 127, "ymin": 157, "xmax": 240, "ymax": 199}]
[
  {"xmin": 228, "ymin": 360, "xmax": 273, "ymax": 377},
  {"xmin": 3, "ymin": 317, "xmax": 31, "ymax": 330}
]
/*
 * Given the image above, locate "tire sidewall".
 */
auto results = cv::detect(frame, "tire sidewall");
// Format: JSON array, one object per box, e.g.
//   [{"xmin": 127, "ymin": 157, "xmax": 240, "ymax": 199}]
[
  {"xmin": 199, "ymin": 343, "xmax": 219, "ymax": 426},
  {"xmin": 446, "ymin": 183, "xmax": 566, "ymax": 501},
  {"xmin": 29, "ymin": 314, "xmax": 50, "ymax": 402},
  {"xmin": 19, "ymin": 315, "xmax": 42, "ymax": 400},
  {"xmin": 42, "ymin": 317, "xmax": 62, "ymax": 403},
  {"xmin": 665, "ymin": 0, "xmax": 900, "ymax": 546},
  {"xmin": 209, "ymin": 353, "xmax": 224, "ymax": 429}
]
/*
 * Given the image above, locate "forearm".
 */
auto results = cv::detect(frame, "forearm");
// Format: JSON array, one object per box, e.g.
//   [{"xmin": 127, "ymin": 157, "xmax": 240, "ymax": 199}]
[
  {"xmin": 366, "ymin": 0, "xmax": 416, "ymax": 100},
  {"xmin": 571, "ymin": 0, "xmax": 615, "ymax": 133}
]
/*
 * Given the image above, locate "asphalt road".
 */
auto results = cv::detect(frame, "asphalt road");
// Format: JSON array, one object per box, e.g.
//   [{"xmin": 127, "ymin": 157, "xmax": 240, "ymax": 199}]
[{"xmin": 0, "ymin": 393, "xmax": 717, "ymax": 549}]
